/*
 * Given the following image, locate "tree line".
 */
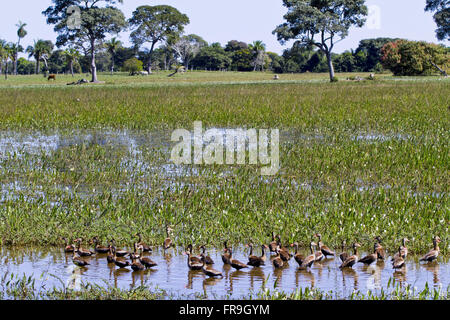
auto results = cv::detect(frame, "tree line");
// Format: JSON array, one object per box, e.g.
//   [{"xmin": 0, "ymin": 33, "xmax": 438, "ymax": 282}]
[{"xmin": 0, "ymin": 0, "xmax": 448, "ymax": 81}]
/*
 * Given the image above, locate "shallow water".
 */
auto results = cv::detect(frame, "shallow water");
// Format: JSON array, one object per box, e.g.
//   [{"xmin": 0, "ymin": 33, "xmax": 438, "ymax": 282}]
[{"xmin": 0, "ymin": 246, "xmax": 448, "ymax": 299}]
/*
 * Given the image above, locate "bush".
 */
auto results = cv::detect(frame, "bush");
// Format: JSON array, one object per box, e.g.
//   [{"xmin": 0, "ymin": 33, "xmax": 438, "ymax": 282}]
[{"xmin": 123, "ymin": 58, "xmax": 143, "ymax": 75}]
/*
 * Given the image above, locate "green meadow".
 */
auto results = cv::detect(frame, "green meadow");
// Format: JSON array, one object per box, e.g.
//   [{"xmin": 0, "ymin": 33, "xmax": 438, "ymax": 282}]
[{"xmin": 0, "ymin": 71, "xmax": 448, "ymax": 256}]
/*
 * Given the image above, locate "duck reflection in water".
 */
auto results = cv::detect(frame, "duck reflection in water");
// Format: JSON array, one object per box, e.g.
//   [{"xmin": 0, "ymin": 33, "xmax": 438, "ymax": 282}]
[{"xmin": 295, "ymin": 268, "xmax": 315, "ymax": 288}]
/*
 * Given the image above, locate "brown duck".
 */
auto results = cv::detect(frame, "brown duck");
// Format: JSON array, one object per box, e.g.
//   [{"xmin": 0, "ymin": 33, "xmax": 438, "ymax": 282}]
[
  {"xmin": 419, "ymin": 236, "xmax": 441, "ymax": 263},
  {"xmin": 374, "ymin": 236, "xmax": 386, "ymax": 260},
  {"xmin": 299, "ymin": 242, "xmax": 317, "ymax": 269},
  {"xmin": 272, "ymin": 248, "xmax": 284, "ymax": 269},
  {"xmin": 339, "ymin": 241, "xmax": 348, "ymax": 263},
  {"xmin": 291, "ymin": 242, "xmax": 305, "ymax": 267},
  {"xmin": 221, "ymin": 241, "xmax": 232, "ymax": 265},
  {"xmin": 201, "ymin": 260, "xmax": 223, "ymax": 278},
  {"xmin": 75, "ymin": 238, "xmax": 95, "ymax": 256},
  {"xmin": 92, "ymin": 236, "xmax": 110, "ymax": 254},
  {"xmin": 200, "ymin": 245, "xmax": 215, "ymax": 265},
  {"xmin": 358, "ymin": 243, "xmax": 378, "ymax": 265},
  {"xmin": 185, "ymin": 246, "xmax": 203, "ymax": 270},
  {"xmin": 163, "ymin": 226, "xmax": 173, "ymax": 252},
  {"xmin": 138, "ymin": 245, "xmax": 158, "ymax": 268},
  {"xmin": 229, "ymin": 248, "xmax": 248, "ymax": 270},
  {"xmin": 392, "ymin": 238, "xmax": 409, "ymax": 261},
  {"xmin": 111, "ymin": 239, "xmax": 129, "ymax": 257},
  {"xmin": 72, "ymin": 250, "xmax": 90, "ymax": 267},
  {"xmin": 315, "ymin": 233, "xmax": 335, "ymax": 258},
  {"xmin": 268, "ymin": 232, "xmax": 278, "ymax": 253},
  {"xmin": 112, "ymin": 246, "xmax": 131, "ymax": 269},
  {"xmin": 339, "ymin": 243, "xmax": 361, "ymax": 269},
  {"xmin": 131, "ymin": 256, "xmax": 145, "ymax": 271},
  {"xmin": 392, "ymin": 246, "xmax": 406, "ymax": 269},
  {"xmin": 136, "ymin": 233, "xmax": 152, "ymax": 252},
  {"xmin": 246, "ymin": 244, "xmax": 267, "ymax": 267},
  {"xmin": 62, "ymin": 237, "xmax": 75, "ymax": 253}
]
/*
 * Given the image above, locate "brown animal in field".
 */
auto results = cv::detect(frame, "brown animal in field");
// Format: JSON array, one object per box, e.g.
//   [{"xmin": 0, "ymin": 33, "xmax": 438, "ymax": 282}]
[{"xmin": 48, "ymin": 74, "xmax": 56, "ymax": 81}]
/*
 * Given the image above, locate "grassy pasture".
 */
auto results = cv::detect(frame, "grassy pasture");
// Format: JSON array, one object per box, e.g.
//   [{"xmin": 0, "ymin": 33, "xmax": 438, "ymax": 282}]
[{"xmin": 0, "ymin": 72, "xmax": 448, "ymax": 255}]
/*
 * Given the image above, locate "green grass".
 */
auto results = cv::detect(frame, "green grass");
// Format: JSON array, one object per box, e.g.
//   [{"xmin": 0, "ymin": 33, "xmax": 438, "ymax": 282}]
[{"xmin": 0, "ymin": 72, "xmax": 448, "ymax": 256}]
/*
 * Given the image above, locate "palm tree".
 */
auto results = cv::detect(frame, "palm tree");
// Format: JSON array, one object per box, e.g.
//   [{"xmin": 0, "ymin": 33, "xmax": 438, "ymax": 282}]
[
  {"xmin": 14, "ymin": 21, "xmax": 27, "ymax": 75},
  {"xmin": 249, "ymin": 40, "xmax": 266, "ymax": 71},
  {"xmin": 64, "ymin": 48, "xmax": 81, "ymax": 77},
  {"xmin": 26, "ymin": 40, "xmax": 54, "ymax": 75},
  {"xmin": 0, "ymin": 42, "xmax": 14, "ymax": 80},
  {"xmin": 0, "ymin": 40, "xmax": 6, "ymax": 76},
  {"xmin": 105, "ymin": 37, "xmax": 122, "ymax": 75}
]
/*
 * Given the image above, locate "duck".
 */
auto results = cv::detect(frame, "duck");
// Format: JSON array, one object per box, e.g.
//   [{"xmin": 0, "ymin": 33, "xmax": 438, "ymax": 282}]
[
  {"xmin": 62, "ymin": 237, "xmax": 75, "ymax": 253},
  {"xmin": 228, "ymin": 248, "xmax": 248, "ymax": 270},
  {"xmin": 72, "ymin": 250, "xmax": 90, "ymax": 267},
  {"xmin": 339, "ymin": 241, "xmax": 348, "ymax": 263},
  {"xmin": 358, "ymin": 243, "xmax": 378, "ymax": 265},
  {"xmin": 291, "ymin": 242, "xmax": 305, "ymax": 266},
  {"xmin": 272, "ymin": 248, "xmax": 284, "ymax": 269},
  {"xmin": 392, "ymin": 238, "xmax": 409, "ymax": 261},
  {"xmin": 138, "ymin": 245, "xmax": 158, "ymax": 268},
  {"xmin": 246, "ymin": 244, "xmax": 267, "ymax": 267},
  {"xmin": 339, "ymin": 243, "xmax": 361, "ymax": 269},
  {"xmin": 374, "ymin": 236, "xmax": 386, "ymax": 260},
  {"xmin": 112, "ymin": 246, "xmax": 131, "ymax": 269},
  {"xmin": 419, "ymin": 236, "xmax": 441, "ymax": 263},
  {"xmin": 392, "ymin": 246, "xmax": 406, "ymax": 270},
  {"xmin": 185, "ymin": 246, "xmax": 203, "ymax": 270},
  {"xmin": 299, "ymin": 242, "xmax": 317, "ymax": 269},
  {"xmin": 92, "ymin": 236, "xmax": 110, "ymax": 254},
  {"xmin": 315, "ymin": 233, "xmax": 335, "ymax": 258},
  {"xmin": 201, "ymin": 260, "xmax": 223, "ymax": 278},
  {"xmin": 75, "ymin": 238, "xmax": 95, "ymax": 256},
  {"xmin": 131, "ymin": 256, "xmax": 145, "ymax": 271},
  {"xmin": 111, "ymin": 239, "xmax": 129, "ymax": 257},
  {"xmin": 129, "ymin": 242, "xmax": 142, "ymax": 260},
  {"xmin": 107, "ymin": 244, "xmax": 115, "ymax": 264},
  {"xmin": 163, "ymin": 226, "xmax": 173, "ymax": 252},
  {"xmin": 136, "ymin": 233, "xmax": 152, "ymax": 252},
  {"xmin": 200, "ymin": 245, "xmax": 215, "ymax": 265},
  {"xmin": 268, "ymin": 232, "xmax": 278, "ymax": 253},
  {"xmin": 276, "ymin": 236, "xmax": 292, "ymax": 260},
  {"xmin": 221, "ymin": 241, "xmax": 232, "ymax": 265}
]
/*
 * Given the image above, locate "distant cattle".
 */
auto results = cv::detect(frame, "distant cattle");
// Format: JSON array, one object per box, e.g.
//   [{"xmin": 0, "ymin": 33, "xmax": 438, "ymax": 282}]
[
  {"xmin": 273, "ymin": 74, "xmax": 280, "ymax": 80},
  {"xmin": 48, "ymin": 74, "xmax": 56, "ymax": 81}
]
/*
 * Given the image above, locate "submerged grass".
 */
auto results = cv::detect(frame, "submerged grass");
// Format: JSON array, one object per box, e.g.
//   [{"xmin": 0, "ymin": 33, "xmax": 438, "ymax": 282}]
[{"xmin": 0, "ymin": 72, "xmax": 448, "ymax": 256}]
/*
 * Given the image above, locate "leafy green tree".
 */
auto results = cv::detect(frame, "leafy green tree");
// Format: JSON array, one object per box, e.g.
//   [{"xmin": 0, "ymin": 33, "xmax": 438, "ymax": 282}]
[
  {"xmin": 26, "ymin": 40, "xmax": 54, "ymax": 74},
  {"xmin": 266, "ymin": 52, "xmax": 283, "ymax": 73},
  {"xmin": 355, "ymin": 38, "xmax": 400, "ymax": 71},
  {"xmin": 8, "ymin": 43, "xmax": 23, "ymax": 76},
  {"xmin": 230, "ymin": 49, "xmax": 254, "ymax": 71},
  {"xmin": 105, "ymin": 37, "xmax": 122, "ymax": 75},
  {"xmin": 64, "ymin": 47, "xmax": 81, "ymax": 76},
  {"xmin": 17, "ymin": 57, "xmax": 35, "ymax": 75},
  {"xmin": 381, "ymin": 40, "xmax": 449, "ymax": 76},
  {"xmin": 425, "ymin": 0, "xmax": 449, "ymax": 41},
  {"xmin": 225, "ymin": 40, "xmax": 248, "ymax": 52},
  {"xmin": 123, "ymin": 57, "xmax": 143, "ymax": 75},
  {"xmin": 192, "ymin": 43, "xmax": 231, "ymax": 70},
  {"xmin": 43, "ymin": 0, "xmax": 127, "ymax": 82},
  {"xmin": 14, "ymin": 21, "xmax": 27, "ymax": 75},
  {"xmin": 273, "ymin": 0, "xmax": 368, "ymax": 81},
  {"xmin": 129, "ymin": 5, "xmax": 189, "ymax": 73},
  {"xmin": 0, "ymin": 42, "xmax": 14, "ymax": 79}
]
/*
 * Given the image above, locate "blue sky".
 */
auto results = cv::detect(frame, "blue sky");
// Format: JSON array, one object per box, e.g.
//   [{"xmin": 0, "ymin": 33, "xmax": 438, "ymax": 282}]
[{"xmin": 1, "ymin": 0, "xmax": 448, "ymax": 58}]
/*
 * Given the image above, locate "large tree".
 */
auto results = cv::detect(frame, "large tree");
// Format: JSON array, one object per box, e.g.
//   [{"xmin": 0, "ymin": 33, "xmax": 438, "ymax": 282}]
[
  {"xmin": 129, "ymin": 5, "xmax": 189, "ymax": 73},
  {"xmin": 425, "ymin": 0, "xmax": 450, "ymax": 41},
  {"xmin": 273, "ymin": 0, "xmax": 368, "ymax": 81},
  {"xmin": 64, "ymin": 47, "xmax": 81, "ymax": 76},
  {"xmin": 172, "ymin": 34, "xmax": 207, "ymax": 69},
  {"xmin": 14, "ymin": 21, "xmax": 27, "ymax": 75},
  {"xmin": 43, "ymin": 0, "xmax": 127, "ymax": 82},
  {"xmin": 26, "ymin": 40, "xmax": 54, "ymax": 75},
  {"xmin": 249, "ymin": 40, "xmax": 266, "ymax": 71}
]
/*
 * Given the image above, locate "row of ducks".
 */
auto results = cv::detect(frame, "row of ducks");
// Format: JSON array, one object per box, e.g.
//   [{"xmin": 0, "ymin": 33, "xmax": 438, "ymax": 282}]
[
  {"xmin": 184, "ymin": 234, "xmax": 442, "ymax": 278},
  {"xmin": 64, "ymin": 233, "xmax": 442, "ymax": 279}
]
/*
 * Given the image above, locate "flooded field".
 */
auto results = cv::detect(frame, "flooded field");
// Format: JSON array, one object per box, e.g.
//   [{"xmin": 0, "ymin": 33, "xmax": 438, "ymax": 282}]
[{"xmin": 0, "ymin": 246, "xmax": 448, "ymax": 299}]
